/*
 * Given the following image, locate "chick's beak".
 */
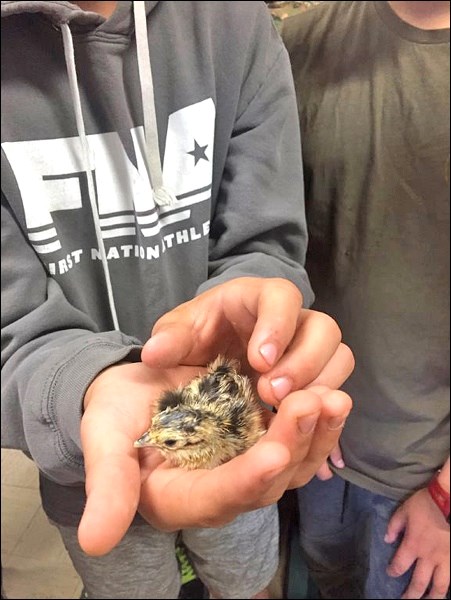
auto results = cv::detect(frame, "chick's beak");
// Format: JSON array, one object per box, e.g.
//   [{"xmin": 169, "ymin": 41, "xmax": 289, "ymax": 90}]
[{"xmin": 133, "ymin": 430, "xmax": 154, "ymax": 448}]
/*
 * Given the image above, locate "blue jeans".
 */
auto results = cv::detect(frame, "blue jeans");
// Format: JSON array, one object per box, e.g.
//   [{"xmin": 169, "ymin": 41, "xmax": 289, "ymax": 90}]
[{"xmin": 297, "ymin": 475, "xmax": 415, "ymax": 599}]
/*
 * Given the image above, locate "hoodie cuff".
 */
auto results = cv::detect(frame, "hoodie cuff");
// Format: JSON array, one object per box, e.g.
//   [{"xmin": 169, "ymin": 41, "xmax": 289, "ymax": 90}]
[{"xmin": 42, "ymin": 338, "xmax": 142, "ymax": 485}]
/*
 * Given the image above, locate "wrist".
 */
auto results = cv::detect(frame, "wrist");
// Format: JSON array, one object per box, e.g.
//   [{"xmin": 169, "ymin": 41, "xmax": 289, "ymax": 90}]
[
  {"xmin": 427, "ymin": 472, "xmax": 450, "ymax": 521},
  {"xmin": 84, "ymin": 361, "xmax": 131, "ymax": 411}
]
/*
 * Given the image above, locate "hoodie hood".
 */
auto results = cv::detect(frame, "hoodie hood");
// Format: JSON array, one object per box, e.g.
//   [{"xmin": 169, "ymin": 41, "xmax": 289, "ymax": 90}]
[
  {"xmin": 1, "ymin": 1, "xmax": 105, "ymax": 26},
  {"xmin": 2, "ymin": 0, "xmax": 172, "ymax": 331},
  {"xmin": 1, "ymin": 1, "xmax": 157, "ymax": 26}
]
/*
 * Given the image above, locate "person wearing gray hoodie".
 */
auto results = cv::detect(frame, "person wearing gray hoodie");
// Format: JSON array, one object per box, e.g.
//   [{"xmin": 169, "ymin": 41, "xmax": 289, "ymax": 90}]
[{"xmin": 1, "ymin": 1, "xmax": 354, "ymax": 598}]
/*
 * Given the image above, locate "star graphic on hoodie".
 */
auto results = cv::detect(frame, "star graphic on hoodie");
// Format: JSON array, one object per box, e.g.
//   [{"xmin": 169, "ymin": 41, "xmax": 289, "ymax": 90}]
[{"xmin": 187, "ymin": 139, "xmax": 209, "ymax": 166}]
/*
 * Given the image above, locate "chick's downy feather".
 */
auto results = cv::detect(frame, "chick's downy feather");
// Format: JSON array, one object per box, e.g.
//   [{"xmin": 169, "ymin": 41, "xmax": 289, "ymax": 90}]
[{"xmin": 134, "ymin": 356, "xmax": 265, "ymax": 469}]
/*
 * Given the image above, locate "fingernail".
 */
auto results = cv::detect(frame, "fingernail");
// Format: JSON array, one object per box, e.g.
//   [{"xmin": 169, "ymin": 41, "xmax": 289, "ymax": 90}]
[
  {"xmin": 335, "ymin": 459, "xmax": 345, "ymax": 468},
  {"xmin": 270, "ymin": 376, "xmax": 293, "ymax": 401},
  {"xmin": 259, "ymin": 343, "xmax": 278, "ymax": 367},
  {"xmin": 328, "ymin": 416, "xmax": 347, "ymax": 431},
  {"xmin": 298, "ymin": 412, "xmax": 320, "ymax": 434}
]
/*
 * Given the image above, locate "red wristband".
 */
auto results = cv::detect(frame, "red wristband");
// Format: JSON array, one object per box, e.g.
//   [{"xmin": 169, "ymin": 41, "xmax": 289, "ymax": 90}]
[{"xmin": 427, "ymin": 474, "xmax": 450, "ymax": 520}]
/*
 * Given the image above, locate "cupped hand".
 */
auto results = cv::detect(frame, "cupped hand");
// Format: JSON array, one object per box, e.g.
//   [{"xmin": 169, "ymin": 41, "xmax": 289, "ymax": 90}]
[
  {"xmin": 77, "ymin": 361, "xmax": 351, "ymax": 554},
  {"xmin": 141, "ymin": 277, "xmax": 355, "ymax": 405},
  {"xmin": 137, "ymin": 385, "xmax": 352, "ymax": 531}
]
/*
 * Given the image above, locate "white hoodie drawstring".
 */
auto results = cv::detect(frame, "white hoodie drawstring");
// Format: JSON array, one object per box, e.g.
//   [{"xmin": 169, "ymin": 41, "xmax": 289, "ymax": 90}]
[
  {"xmin": 59, "ymin": 2, "xmax": 176, "ymax": 331},
  {"xmin": 61, "ymin": 22, "xmax": 120, "ymax": 331},
  {"xmin": 134, "ymin": 0, "xmax": 176, "ymax": 207}
]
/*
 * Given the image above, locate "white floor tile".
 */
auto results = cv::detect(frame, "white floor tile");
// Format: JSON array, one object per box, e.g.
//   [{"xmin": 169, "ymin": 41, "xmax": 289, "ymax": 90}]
[
  {"xmin": 2, "ymin": 555, "xmax": 83, "ymax": 599},
  {"xmin": 1, "ymin": 450, "xmax": 39, "ymax": 490},
  {"xmin": 1, "ymin": 449, "xmax": 83, "ymax": 599},
  {"xmin": 1, "ymin": 486, "xmax": 41, "ymax": 555}
]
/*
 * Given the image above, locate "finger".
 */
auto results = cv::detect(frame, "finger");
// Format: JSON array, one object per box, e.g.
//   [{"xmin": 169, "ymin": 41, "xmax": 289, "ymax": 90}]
[
  {"xmin": 194, "ymin": 438, "xmax": 294, "ymax": 519},
  {"xmin": 401, "ymin": 559, "xmax": 434, "ymax": 599},
  {"xmin": 141, "ymin": 293, "xmax": 242, "ymax": 367},
  {"xmin": 316, "ymin": 461, "xmax": 334, "ymax": 480},
  {"xmin": 263, "ymin": 389, "xmax": 323, "ymax": 466},
  {"xmin": 329, "ymin": 444, "xmax": 345, "ymax": 469},
  {"xmin": 386, "ymin": 538, "xmax": 416, "ymax": 578},
  {"xmin": 141, "ymin": 321, "xmax": 198, "ymax": 367},
  {"xmin": 425, "ymin": 565, "xmax": 450, "ymax": 599},
  {"xmin": 385, "ymin": 507, "xmax": 407, "ymax": 544},
  {"xmin": 288, "ymin": 389, "xmax": 352, "ymax": 488},
  {"xmin": 232, "ymin": 278, "xmax": 303, "ymax": 373},
  {"xmin": 78, "ymin": 408, "xmax": 142, "ymax": 556},
  {"xmin": 306, "ymin": 343, "xmax": 355, "ymax": 391},
  {"xmin": 139, "ymin": 440, "xmax": 292, "ymax": 530},
  {"xmin": 257, "ymin": 311, "xmax": 343, "ymax": 405},
  {"xmin": 315, "ymin": 441, "xmax": 344, "ymax": 480}
]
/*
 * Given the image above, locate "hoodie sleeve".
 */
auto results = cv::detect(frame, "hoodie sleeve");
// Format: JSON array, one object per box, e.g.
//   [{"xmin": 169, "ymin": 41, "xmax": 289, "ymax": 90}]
[
  {"xmin": 1, "ymin": 195, "xmax": 142, "ymax": 485},
  {"xmin": 198, "ymin": 13, "xmax": 314, "ymax": 308}
]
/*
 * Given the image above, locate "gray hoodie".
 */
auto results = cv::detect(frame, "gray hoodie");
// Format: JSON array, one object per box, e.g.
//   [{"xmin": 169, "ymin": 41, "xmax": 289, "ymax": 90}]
[{"xmin": 1, "ymin": 1, "xmax": 312, "ymax": 524}]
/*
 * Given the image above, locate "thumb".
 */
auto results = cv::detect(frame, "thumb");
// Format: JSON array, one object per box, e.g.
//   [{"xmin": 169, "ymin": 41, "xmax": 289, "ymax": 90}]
[
  {"xmin": 77, "ymin": 404, "xmax": 142, "ymax": 556},
  {"xmin": 78, "ymin": 453, "xmax": 141, "ymax": 556},
  {"xmin": 384, "ymin": 506, "xmax": 406, "ymax": 544},
  {"xmin": 141, "ymin": 322, "xmax": 196, "ymax": 367}
]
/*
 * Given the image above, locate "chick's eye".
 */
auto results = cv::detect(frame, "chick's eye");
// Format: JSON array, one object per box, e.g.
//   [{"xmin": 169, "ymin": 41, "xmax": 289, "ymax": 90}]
[{"xmin": 164, "ymin": 439, "xmax": 177, "ymax": 447}]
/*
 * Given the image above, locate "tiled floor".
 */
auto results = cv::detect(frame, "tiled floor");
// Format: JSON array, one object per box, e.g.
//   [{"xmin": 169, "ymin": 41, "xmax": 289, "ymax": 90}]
[{"xmin": 1, "ymin": 449, "xmax": 83, "ymax": 600}]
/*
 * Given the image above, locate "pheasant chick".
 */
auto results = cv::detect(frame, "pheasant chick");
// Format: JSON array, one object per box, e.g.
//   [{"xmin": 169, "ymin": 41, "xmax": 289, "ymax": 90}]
[{"xmin": 134, "ymin": 356, "xmax": 265, "ymax": 469}]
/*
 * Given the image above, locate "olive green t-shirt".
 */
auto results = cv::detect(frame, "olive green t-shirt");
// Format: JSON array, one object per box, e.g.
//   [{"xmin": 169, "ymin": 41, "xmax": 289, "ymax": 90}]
[{"xmin": 283, "ymin": 1, "xmax": 450, "ymax": 500}]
